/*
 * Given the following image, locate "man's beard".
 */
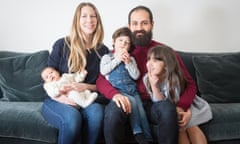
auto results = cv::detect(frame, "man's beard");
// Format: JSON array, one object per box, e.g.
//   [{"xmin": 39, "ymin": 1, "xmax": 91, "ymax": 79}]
[{"xmin": 132, "ymin": 30, "xmax": 152, "ymax": 46}]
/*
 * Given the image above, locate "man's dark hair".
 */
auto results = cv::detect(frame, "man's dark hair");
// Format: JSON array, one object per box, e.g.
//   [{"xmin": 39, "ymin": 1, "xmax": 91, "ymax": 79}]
[{"xmin": 128, "ymin": 5, "xmax": 153, "ymax": 24}]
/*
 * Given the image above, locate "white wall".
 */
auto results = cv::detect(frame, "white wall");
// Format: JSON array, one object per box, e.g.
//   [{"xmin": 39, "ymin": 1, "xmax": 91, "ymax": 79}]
[{"xmin": 0, "ymin": 0, "xmax": 239, "ymax": 53}]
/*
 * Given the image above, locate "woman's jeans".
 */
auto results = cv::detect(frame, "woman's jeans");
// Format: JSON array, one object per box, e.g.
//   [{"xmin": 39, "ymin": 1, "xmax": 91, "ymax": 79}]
[{"xmin": 41, "ymin": 98, "xmax": 104, "ymax": 144}]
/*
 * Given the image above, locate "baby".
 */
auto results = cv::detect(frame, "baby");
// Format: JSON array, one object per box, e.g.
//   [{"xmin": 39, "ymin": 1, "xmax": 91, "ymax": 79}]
[{"xmin": 41, "ymin": 67, "xmax": 97, "ymax": 108}]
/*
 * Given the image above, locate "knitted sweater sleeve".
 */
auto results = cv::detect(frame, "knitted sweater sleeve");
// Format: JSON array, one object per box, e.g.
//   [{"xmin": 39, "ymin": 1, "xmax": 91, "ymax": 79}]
[
  {"xmin": 96, "ymin": 74, "xmax": 119, "ymax": 99},
  {"xmin": 125, "ymin": 57, "xmax": 140, "ymax": 80},
  {"xmin": 175, "ymin": 52, "xmax": 197, "ymax": 111},
  {"xmin": 100, "ymin": 54, "xmax": 121, "ymax": 75},
  {"xmin": 43, "ymin": 82, "xmax": 60, "ymax": 98}
]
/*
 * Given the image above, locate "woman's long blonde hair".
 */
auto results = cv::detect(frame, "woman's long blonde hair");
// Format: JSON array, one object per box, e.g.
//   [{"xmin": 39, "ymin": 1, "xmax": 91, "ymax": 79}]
[
  {"xmin": 64, "ymin": 2, "xmax": 104, "ymax": 73},
  {"xmin": 146, "ymin": 45, "xmax": 186, "ymax": 104}
]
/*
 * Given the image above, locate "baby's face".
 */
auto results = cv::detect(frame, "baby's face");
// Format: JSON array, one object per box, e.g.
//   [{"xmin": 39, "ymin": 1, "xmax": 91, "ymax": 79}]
[{"xmin": 41, "ymin": 68, "xmax": 60, "ymax": 83}]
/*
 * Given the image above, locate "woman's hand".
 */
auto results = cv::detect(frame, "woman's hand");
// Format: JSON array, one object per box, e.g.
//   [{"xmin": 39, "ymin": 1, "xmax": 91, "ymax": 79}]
[
  {"xmin": 53, "ymin": 95, "xmax": 78, "ymax": 106},
  {"xmin": 112, "ymin": 93, "xmax": 131, "ymax": 114},
  {"xmin": 62, "ymin": 82, "xmax": 96, "ymax": 93},
  {"xmin": 60, "ymin": 84, "xmax": 73, "ymax": 94},
  {"xmin": 69, "ymin": 82, "xmax": 88, "ymax": 92},
  {"xmin": 177, "ymin": 107, "xmax": 191, "ymax": 128}
]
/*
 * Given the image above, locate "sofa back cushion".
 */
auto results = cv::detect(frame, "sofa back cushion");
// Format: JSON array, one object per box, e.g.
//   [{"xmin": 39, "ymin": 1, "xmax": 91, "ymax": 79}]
[
  {"xmin": 177, "ymin": 51, "xmax": 201, "ymax": 95},
  {"xmin": 192, "ymin": 52, "xmax": 240, "ymax": 103},
  {"xmin": 0, "ymin": 50, "xmax": 49, "ymax": 102}
]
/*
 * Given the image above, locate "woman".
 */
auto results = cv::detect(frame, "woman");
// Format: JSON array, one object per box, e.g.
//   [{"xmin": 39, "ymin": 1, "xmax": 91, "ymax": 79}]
[{"xmin": 41, "ymin": 2, "xmax": 109, "ymax": 144}]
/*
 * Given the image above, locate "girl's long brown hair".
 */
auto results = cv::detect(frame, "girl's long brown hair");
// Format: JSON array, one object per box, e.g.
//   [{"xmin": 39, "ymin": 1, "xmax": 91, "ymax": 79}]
[
  {"xmin": 147, "ymin": 45, "xmax": 186, "ymax": 104},
  {"xmin": 64, "ymin": 2, "xmax": 104, "ymax": 72}
]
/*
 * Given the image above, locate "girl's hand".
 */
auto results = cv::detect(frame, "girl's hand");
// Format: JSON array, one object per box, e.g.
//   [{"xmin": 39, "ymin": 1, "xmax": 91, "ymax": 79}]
[
  {"xmin": 147, "ymin": 70, "xmax": 166, "ymax": 100},
  {"xmin": 147, "ymin": 70, "xmax": 159, "ymax": 87},
  {"xmin": 119, "ymin": 49, "xmax": 130, "ymax": 64},
  {"xmin": 177, "ymin": 108, "xmax": 191, "ymax": 128},
  {"xmin": 122, "ymin": 52, "xmax": 130, "ymax": 64}
]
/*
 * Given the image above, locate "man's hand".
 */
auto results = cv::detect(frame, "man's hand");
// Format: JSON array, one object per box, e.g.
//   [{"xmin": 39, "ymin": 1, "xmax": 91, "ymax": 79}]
[
  {"xmin": 177, "ymin": 107, "xmax": 191, "ymax": 128},
  {"xmin": 112, "ymin": 93, "xmax": 131, "ymax": 114}
]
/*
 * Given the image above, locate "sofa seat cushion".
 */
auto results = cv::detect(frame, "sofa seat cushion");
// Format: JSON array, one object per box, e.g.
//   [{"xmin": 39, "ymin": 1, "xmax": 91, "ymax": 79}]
[
  {"xmin": 200, "ymin": 103, "xmax": 240, "ymax": 142},
  {"xmin": 0, "ymin": 50, "xmax": 49, "ymax": 101},
  {"xmin": 0, "ymin": 102, "xmax": 58, "ymax": 144}
]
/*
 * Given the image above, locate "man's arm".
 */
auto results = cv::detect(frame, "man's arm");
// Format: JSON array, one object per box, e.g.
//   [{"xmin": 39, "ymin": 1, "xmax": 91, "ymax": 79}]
[
  {"xmin": 96, "ymin": 74, "xmax": 131, "ymax": 113},
  {"xmin": 175, "ymin": 52, "xmax": 197, "ymax": 111},
  {"xmin": 96, "ymin": 74, "xmax": 119, "ymax": 99}
]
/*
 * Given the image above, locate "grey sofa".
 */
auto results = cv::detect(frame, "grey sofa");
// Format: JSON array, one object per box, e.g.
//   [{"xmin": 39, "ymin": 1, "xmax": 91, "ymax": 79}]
[
  {"xmin": 178, "ymin": 51, "xmax": 240, "ymax": 144},
  {"xmin": 0, "ymin": 50, "xmax": 58, "ymax": 144},
  {"xmin": 0, "ymin": 50, "xmax": 239, "ymax": 144}
]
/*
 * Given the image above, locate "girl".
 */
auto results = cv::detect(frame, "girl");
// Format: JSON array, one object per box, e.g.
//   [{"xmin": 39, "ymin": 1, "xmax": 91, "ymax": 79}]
[{"xmin": 143, "ymin": 45, "xmax": 212, "ymax": 144}]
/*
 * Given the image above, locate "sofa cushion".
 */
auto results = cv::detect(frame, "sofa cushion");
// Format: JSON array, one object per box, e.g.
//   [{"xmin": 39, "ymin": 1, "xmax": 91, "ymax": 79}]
[
  {"xmin": 0, "ymin": 51, "xmax": 29, "ymax": 99},
  {"xmin": 0, "ymin": 50, "xmax": 49, "ymax": 102},
  {"xmin": 200, "ymin": 103, "xmax": 240, "ymax": 141},
  {"xmin": 0, "ymin": 102, "xmax": 58, "ymax": 143},
  {"xmin": 0, "ymin": 51, "xmax": 28, "ymax": 58},
  {"xmin": 192, "ymin": 53, "xmax": 240, "ymax": 103}
]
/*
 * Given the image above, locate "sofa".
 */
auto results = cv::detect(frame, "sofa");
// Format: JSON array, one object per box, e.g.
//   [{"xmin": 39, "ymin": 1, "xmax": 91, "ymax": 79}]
[
  {"xmin": 0, "ymin": 50, "xmax": 239, "ymax": 144},
  {"xmin": 177, "ymin": 51, "xmax": 240, "ymax": 144}
]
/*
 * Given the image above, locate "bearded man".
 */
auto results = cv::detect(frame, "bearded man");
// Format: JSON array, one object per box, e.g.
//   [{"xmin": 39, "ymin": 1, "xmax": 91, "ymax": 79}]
[{"xmin": 97, "ymin": 5, "xmax": 196, "ymax": 144}]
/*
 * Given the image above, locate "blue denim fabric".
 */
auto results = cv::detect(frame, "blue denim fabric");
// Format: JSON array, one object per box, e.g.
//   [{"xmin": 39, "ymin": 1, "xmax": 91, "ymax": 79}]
[
  {"xmin": 145, "ymin": 99, "xmax": 178, "ymax": 144},
  {"xmin": 81, "ymin": 102, "xmax": 104, "ymax": 144},
  {"xmin": 104, "ymin": 101, "xmax": 127, "ymax": 144},
  {"xmin": 134, "ymin": 94, "xmax": 152, "ymax": 140},
  {"xmin": 108, "ymin": 63, "xmax": 136, "ymax": 95},
  {"xmin": 108, "ymin": 63, "xmax": 152, "ymax": 140},
  {"xmin": 41, "ymin": 98, "xmax": 104, "ymax": 144},
  {"xmin": 104, "ymin": 99, "xmax": 178, "ymax": 144},
  {"xmin": 124, "ymin": 93, "xmax": 152, "ymax": 140}
]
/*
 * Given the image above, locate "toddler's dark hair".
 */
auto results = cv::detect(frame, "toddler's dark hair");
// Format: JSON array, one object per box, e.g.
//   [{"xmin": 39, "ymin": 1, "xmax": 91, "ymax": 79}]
[{"xmin": 112, "ymin": 27, "xmax": 135, "ymax": 53}]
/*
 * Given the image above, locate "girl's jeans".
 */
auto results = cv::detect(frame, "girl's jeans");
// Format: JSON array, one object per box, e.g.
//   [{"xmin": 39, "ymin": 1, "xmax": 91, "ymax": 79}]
[
  {"xmin": 124, "ymin": 92, "xmax": 152, "ymax": 140},
  {"xmin": 108, "ymin": 63, "xmax": 152, "ymax": 139}
]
